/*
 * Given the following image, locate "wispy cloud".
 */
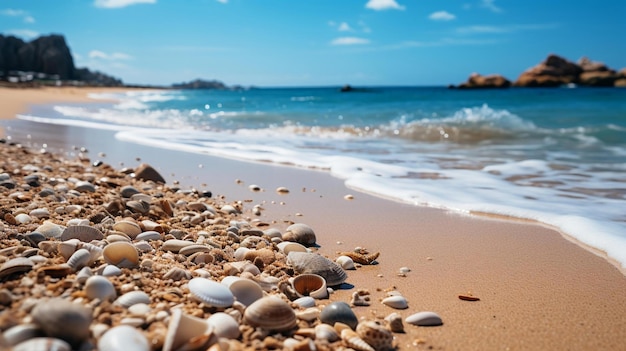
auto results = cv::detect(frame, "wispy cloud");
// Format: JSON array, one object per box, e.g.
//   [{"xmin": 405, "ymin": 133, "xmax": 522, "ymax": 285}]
[
  {"xmin": 88, "ymin": 50, "xmax": 133, "ymax": 60},
  {"xmin": 331, "ymin": 37, "xmax": 371, "ymax": 46},
  {"xmin": 480, "ymin": 0, "xmax": 502, "ymax": 13},
  {"xmin": 338, "ymin": 22, "xmax": 353, "ymax": 32},
  {"xmin": 1, "ymin": 8, "xmax": 36, "ymax": 23},
  {"xmin": 216, "ymin": 0, "xmax": 228, "ymax": 3},
  {"xmin": 94, "ymin": 0, "xmax": 156, "ymax": 9},
  {"xmin": 365, "ymin": 0, "xmax": 405, "ymax": 11},
  {"xmin": 457, "ymin": 23, "xmax": 558, "ymax": 34},
  {"xmin": 5, "ymin": 29, "xmax": 39, "ymax": 39},
  {"xmin": 429, "ymin": 11, "xmax": 456, "ymax": 21}
]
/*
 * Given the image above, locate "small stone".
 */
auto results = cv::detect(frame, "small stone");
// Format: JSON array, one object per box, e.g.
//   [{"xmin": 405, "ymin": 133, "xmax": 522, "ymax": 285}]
[{"xmin": 405, "ymin": 311, "xmax": 443, "ymax": 326}]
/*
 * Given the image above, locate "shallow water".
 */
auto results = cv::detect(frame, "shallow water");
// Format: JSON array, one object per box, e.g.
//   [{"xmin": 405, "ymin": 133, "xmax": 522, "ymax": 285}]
[{"xmin": 14, "ymin": 86, "xmax": 626, "ymax": 268}]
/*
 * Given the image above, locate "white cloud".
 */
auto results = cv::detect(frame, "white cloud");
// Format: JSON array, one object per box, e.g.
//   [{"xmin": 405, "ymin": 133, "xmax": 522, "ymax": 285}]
[
  {"xmin": 429, "ymin": 11, "xmax": 456, "ymax": 21},
  {"xmin": 23, "ymin": 15, "xmax": 35, "ymax": 23},
  {"xmin": 365, "ymin": 0, "xmax": 405, "ymax": 11},
  {"xmin": 457, "ymin": 23, "xmax": 557, "ymax": 34},
  {"xmin": 6, "ymin": 29, "xmax": 39, "ymax": 39},
  {"xmin": 1, "ymin": 8, "xmax": 35, "ymax": 23},
  {"xmin": 331, "ymin": 37, "xmax": 371, "ymax": 46},
  {"xmin": 94, "ymin": 0, "xmax": 156, "ymax": 9},
  {"xmin": 481, "ymin": 0, "xmax": 502, "ymax": 13},
  {"xmin": 88, "ymin": 50, "xmax": 133, "ymax": 60},
  {"xmin": 338, "ymin": 22, "xmax": 352, "ymax": 32},
  {"xmin": 216, "ymin": 0, "xmax": 228, "ymax": 3}
]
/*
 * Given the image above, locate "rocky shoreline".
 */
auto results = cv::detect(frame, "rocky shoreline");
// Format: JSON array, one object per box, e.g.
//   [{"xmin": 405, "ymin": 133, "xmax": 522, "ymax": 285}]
[{"xmin": 453, "ymin": 54, "xmax": 626, "ymax": 89}]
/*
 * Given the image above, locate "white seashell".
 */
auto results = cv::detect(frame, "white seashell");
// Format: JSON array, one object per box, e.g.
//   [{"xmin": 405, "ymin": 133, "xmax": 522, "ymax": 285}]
[
  {"xmin": 135, "ymin": 231, "xmax": 162, "ymax": 241},
  {"xmin": 57, "ymin": 239, "xmax": 80, "ymax": 260},
  {"xmin": 243, "ymin": 296, "xmax": 297, "ymax": 332},
  {"xmin": 128, "ymin": 303, "xmax": 151, "ymax": 317},
  {"xmin": 3, "ymin": 324, "xmax": 44, "ymax": 346},
  {"xmin": 98, "ymin": 325, "xmax": 150, "ymax": 351},
  {"xmin": 84, "ymin": 276, "xmax": 117, "ymax": 301},
  {"xmin": 133, "ymin": 241, "xmax": 153, "ymax": 253},
  {"xmin": 315, "ymin": 323, "xmax": 339, "ymax": 342},
  {"xmin": 296, "ymin": 307, "xmax": 320, "ymax": 322},
  {"xmin": 293, "ymin": 296, "xmax": 316, "ymax": 308},
  {"xmin": 163, "ymin": 267, "xmax": 192, "ymax": 281},
  {"xmin": 188, "ymin": 278, "xmax": 234, "ymax": 308},
  {"xmin": 35, "ymin": 221, "xmax": 65, "ymax": 238},
  {"xmin": 207, "ymin": 312, "xmax": 240, "ymax": 339},
  {"xmin": 31, "ymin": 298, "xmax": 92, "ymax": 347},
  {"xmin": 61, "ymin": 225, "xmax": 104, "ymax": 242},
  {"xmin": 221, "ymin": 276, "xmax": 263, "ymax": 307},
  {"xmin": 15, "ymin": 213, "xmax": 33, "ymax": 224},
  {"xmin": 102, "ymin": 241, "xmax": 139, "ymax": 268},
  {"xmin": 336, "ymin": 255, "xmax": 356, "ymax": 270},
  {"xmin": 102, "ymin": 264, "xmax": 122, "ymax": 277},
  {"xmin": 66, "ymin": 248, "xmax": 91, "ymax": 271},
  {"xmin": 114, "ymin": 291, "xmax": 150, "ymax": 308},
  {"xmin": 105, "ymin": 233, "xmax": 131, "ymax": 243},
  {"xmin": 356, "ymin": 320, "xmax": 394, "ymax": 351},
  {"xmin": 80, "ymin": 242, "xmax": 104, "ymax": 264},
  {"xmin": 76, "ymin": 266, "xmax": 93, "ymax": 284},
  {"xmin": 276, "ymin": 241, "xmax": 307, "ymax": 256},
  {"xmin": 341, "ymin": 328, "xmax": 375, "ymax": 351},
  {"xmin": 234, "ymin": 247, "xmax": 250, "ymax": 261},
  {"xmin": 162, "ymin": 239, "xmax": 194, "ymax": 253},
  {"xmin": 66, "ymin": 218, "xmax": 89, "ymax": 226},
  {"xmin": 381, "ymin": 295, "xmax": 408, "ymax": 309},
  {"xmin": 14, "ymin": 338, "xmax": 72, "ymax": 351},
  {"xmin": 162, "ymin": 309, "xmax": 213, "ymax": 351},
  {"xmin": 120, "ymin": 317, "xmax": 145, "ymax": 327},
  {"xmin": 405, "ymin": 311, "xmax": 443, "ymax": 326},
  {"xmin": 292, "ymin": 274, "xmax": 328, "ymax": 299}
]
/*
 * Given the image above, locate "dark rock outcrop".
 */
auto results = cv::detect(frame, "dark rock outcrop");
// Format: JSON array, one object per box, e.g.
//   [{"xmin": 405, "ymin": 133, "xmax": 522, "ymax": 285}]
[
  {"xmin": 455, "ymin": 73, "xmax": 511, "ymax": 89},
  {"xmin": 577, "ymin": 57, "xmax": 618, "ymax": 87},
  {"xmin": 615, "ymin": 68, "xmax": 626, "ymax": 87},
  {"xmin": 0, "ymin": 33, "xmax": 122, "ymax": 86},
  {"xmin": 171, "ymin": 79, "xmax": 227, "ymax": 90},
  {"xmin": 514, "ymin": 54, "xmax": 582, "ymax": 87}
]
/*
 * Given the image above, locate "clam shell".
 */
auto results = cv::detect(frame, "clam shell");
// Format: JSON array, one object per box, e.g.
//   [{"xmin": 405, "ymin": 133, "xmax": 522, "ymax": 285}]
[
  {"xmin": 276, "ymin": 241, "xmax": 307, "ymax": 256},
  {"xmin": 356, "ymin": 321, "xmax": 394, "ymax": 351},
  {"xmin": 163, "ymin": 309, "xmax": 212, "ymax": 351},
  {"xmin": 66, "ymin": 248, "xmax": 91, "ymax": 271},
  {"xmin": 120, "ymin": 185, "xmax": 140, "ymax": 198},
  {"xmin": 381, "ymin": 295, "xmax": 408, "ymax": 309},
  {"xmin": 76, "ymin": 266, "xmax": 93, "ymax": 284},
  {"xmin": 36, "ymin": 221, "xmax": 64, "ymax": 238},
  {"xmin": 320, "ymin": 301, "xmax": 358, "ymax": 330},
  {"xmin": 315, "ymin": 323, "xmax": 339, "ymax": 342},
  {"xmin": 163, "ymin": 267, "xmax": 192, "ymax": 281},
  {"xmin": 101, "ymin": 264, "xmax": 122, "ymax": 277},
  {"xmin": 102, "ymin": 241, "xmax": 139, "ymax": 268},
  {"xmin": 31, "ymin": 298, "xmax": 92, "ymax": 347},
  {"xmin": 14, "ymin": 338, "xmax": 72, "ymax": 351},
  {"xmin": 293, "ymin": 296, "xmax": 316, "ymax": 308},
  {"xmin": 84, "ymin": 276, "xmax": 117, "ymax": 301},
  {"xmin": 336, "ymin": 255, "xmax": 356, "ymax": 270},
  {"xmin": 405, "ymin": 311, "xmax": 443, "ymax": 326},
  {"xmin": 221, "ymin": 276, "xmax": 263, "ymax": 307},
  {"xmin": 282, "ymin": 223, "xmax": 316, "ymax": 246},
  {"xmin": 57, "ymin": 240, "xmax": 79, "ymax": 260},
  {"xmin": 134, "ymin": 241, "xmax": 153, "ymax": 253},
  {"xmin": 287, "ymin": 252, "xmax": 347, "ymax": 286},
  {"xmin": 234, "ymin": 247, "xmax": 250, "ymax": 261},
  {"xmin": 292, "ymin": 274, "xmax": 328, "ymax": 299},
  {"xmin": 341, "ymin": 329, "xmax": 375, "ymax": 351},
  {"xmin": 98, "ymin": 325, "xmax": 150, "ymax": 351},
  {"xmin": 0, "ymin": 257, "xmax": 33, "ymax": 279},
  {"xmin": 115, "ymin": 291, "xmax": 151, "ymax": 308},
  {"xmin": 3, "ymin": 324, "xmax": 44, "ymax": 346},
  {"xmin": 112, "ymin": 220, "xmax": 142, "ymax": 239},
  {"xmin": 135, "ymin": 230, "xmax": 162, "ymax": 241},
  {"xmin": 207, "ymin": 312, "xmax": 241, "ymax": 339},
  {"xmin": 243, "ymin": 296, "xmax": 297, "ymax": 332},
  {"xmin": 126, "ymin": 200, "xmax": 150, "ymax": 214},
  {"xmin": 162, "ymin": 239, "xmax": 194, "ymax": 253},
  {"xmin": 188, "ymin": 277, "xmax": 234, "ymax": 308},
  {"xmin": 60, "ymin": 225, "xmax": 104, "ymax": 242}
]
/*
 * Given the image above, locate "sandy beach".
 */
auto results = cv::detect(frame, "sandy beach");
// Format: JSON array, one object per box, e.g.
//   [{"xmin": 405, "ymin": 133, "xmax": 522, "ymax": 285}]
[{"xmin": 1, "ymin": 87, "xmax": 625, "ymax": 350}]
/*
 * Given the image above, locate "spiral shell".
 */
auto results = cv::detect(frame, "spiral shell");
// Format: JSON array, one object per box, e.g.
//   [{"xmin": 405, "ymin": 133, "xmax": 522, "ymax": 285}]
[
  {"xmin": 102, "ymin": 241, "xmax": 139, "ymax": 268},
  {"xmin": 282, "ymin": 223, "xmax": 316, "ymax": 246},
  {"xmin": 341, "ymin": 329, "xmax": 375, "ymax": 351},
  {"xmin": 188, "ymin": 277, "xmax": 235, "ymax": 308},
  {"xmin": 243, "ymin": 296, "xmax": 297, "ymax": 332},
  {"xmin": 287, "ymin": 252, "xmax": 347, "ymax": 286}
]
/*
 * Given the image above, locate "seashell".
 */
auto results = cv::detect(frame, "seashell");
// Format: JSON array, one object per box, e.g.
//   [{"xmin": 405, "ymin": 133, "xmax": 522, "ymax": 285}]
[
  {"xmin": 179, "ymin": 244, "xmax": 211, "ymax": 256},
  {"xmin": 36, "ymin": 221, "xmax": 64, "ymax": 238},
  {"xmin": 293, "ymin": 296, "xmax": 316, "ymax": 308},
  {"xmin": 130, "ymin": 193, "xmax": 152, "ymax": 203},
  {"xmin": 38, "ymin": 264, "xmax": 72, "ymax": 278},
  {"xmin": 21, "ymin": 231, "xmax": 47, "ymax": 247},
  {"xmin": 292, "ymin": 274, "xmax": 328, "ymax": 299},
  {"xmin": 336, "ymin": 255, "xmax": 356, "ymax": 270},
  {"xmin": 66, "ymin": 218, "xmax": 89, "ymax": 226},
  {"xmin": 244, "ymin": 272, "xmax": 278, "ymax": 292},
  {"xmin": 276, "ymin": 186, "xmax": 290, "ymax": 194},
  {"xmin": 81, "ymin": 242, "xmax": 104, "ymax": 263},
  {"xmin": 113, "ymin": 220, "xmax": 142, "ymax": 239},
  {"xmin": 84, "ymin": 275, "xmax": 117, "ymax": 301},
  {"xmin": 135, "ymin": 230, "xmax": 162, "ymax": 241},
  {"xmin": 140, "ymin": 220, "xmax": 163, "ymax": 233},
  {"xmin": 187, "ymin": 201, "xmax": 208, "ymax": 212},
  {"xmin": 29, "ymin": 208, "xmax": 50, "ymax": 219},
  {"xmin": 384, "ymin": 313, "xmax": 404, "ymax": 333},
  {"xmin": 188, "ymin": 277, "xmax": 235, "ymax": 308},
  {"xmin": 114, "ymin": 291, "xmax": 151, "ymax": 308},
  {"xmin": 66, "ymin": 248, "xmax": 91, "ymax": 271},
  {"xmin": 356, "ymin": 321, "xmax": 394, "ymax": 351},
  {"xmin": 74, "ymin": 181, "xmax": 95, "ymax": 193},
  {"xmin": 76, "ymin": 266, "xmax": 93, "ymax": 284},
  {"xmin": 239, "ymin": 236, "xmax": 270, "ymax": 249},
  {"xmin": 234, "ymin": 247, "xmax": 250, "ymax": 261},
  {"xmin": 98, "ymin": 325, "xmax": 150, "ymax": 351},
  {"xmin": 57, "ymin": 239, "xmax": 80, "ymax": 260},
  {"xmin": 31, "ymin": 298, "xmax": 92, "ymax": 347},
  {"xmin": 128, "ymin": 303, "xmax": 151, "ymax": 317},
  {"xmin": 162, "ymin": 239, "xmax": 194, "ymax": 253},
  {"xmin": 163, "ymin": 267, "xmax": 192, "ymax": 281},
  {"xmin": 220, "ymin": 204, "xmax": 239, "ymax": 214},
  {"xmin": 296, "ymin": 307, "xmax": 320, "ymax": 322},
  {"xmin": 243, "ymin": 248, "xmax": 275, "ymax": 266},
  {"xmin": 189, "ymin": 252, "xmax": 214, "ymax": 264},
  {"xmin": 276, "ymin": 241, "xmax": 307, "ymax": 256},
  {"xmin": 102, "ymin": 264, "xmax": 122, "ymax": 277},
  {"xmin": 106, "ymin": 233, "xmax": 131, "ymax": 243},
  {"xmin": 282, "ymin": 223, "xmax": 316, "ymax": 246},
  {"xmin": 381, "ymin": 295, "xmax": 408, "ymax": 309},
  {"xmin": 134, "ymin": 241, "xmax": 153, "ymax": 253},
  {"xmin": 224, "ymin": 261, "xmax": 261, "ymax": 276},
  {"xmin": 315, "ymin": 323, "xmax": 339, "ymax": 342},
  {"xmin": 120, "ymin": 185, "xmax": 140, "ymax": 198},
  {"xmin": 405, "ymin": 311, "xmax": 443, "ymax": 326},
  {"xmin": 320, "ymin": 301, "xmax": 358, "ymax": 330},
  {"xmin": 162, "ymin": 309, "xmax": 213, "ymax": 351},
  {"xmin": 287, "ymin": 252, "xmax": 347, "ymax": 286},
  {"xmin": 221, "ymin": 276, "xmax": 263, "ymax": 307},
  {"xmin": 102, "ymin": 241, "xmax": 139, "ymax": 268},
  {"xmin": 243, "ymin": 296, "xmax": 297, "ymax": 332},
  {"xmin": 14, "ymin": 338, "xmax": 72, "ymax": 351},
  {"xmin": 60, "ymin": 225, "xmax": 104, "ymax": 242},
  {"xmin": 15, "ymin": 213, "xmax": 33, "ymax": 224},
  {"xmin": 126, "ymin": 200, "xmax": 150, "ymax": 214},
  {"xmin": 3, "ymin": 324, "xmax": 44, "ymax": 346},
  {"xmin": 0, "ymin": 257, "xmax": 33, "ymax": 279},
  {"xmin": 207, "ymin": 312, "xmax": 241, "ymax": 339},
  {"xmin": 341, "ymin": 328, "xmax": 375, "ymax": 351}
]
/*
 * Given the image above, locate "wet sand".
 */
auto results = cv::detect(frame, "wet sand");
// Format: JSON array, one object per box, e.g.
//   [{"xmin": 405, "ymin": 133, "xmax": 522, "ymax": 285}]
[{"xmin": 1, "ymin": 87, "xmax": 625, "ymax": 350}]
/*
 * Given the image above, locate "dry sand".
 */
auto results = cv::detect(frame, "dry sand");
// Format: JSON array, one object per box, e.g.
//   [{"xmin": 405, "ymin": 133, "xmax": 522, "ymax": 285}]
[{"xmin": 1, "ymin": 87, "xmax": 625, "ymax": 350}]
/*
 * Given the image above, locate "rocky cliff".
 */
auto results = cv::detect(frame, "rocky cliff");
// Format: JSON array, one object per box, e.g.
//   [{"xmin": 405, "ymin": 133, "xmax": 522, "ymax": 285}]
[{"xmin": 0, "ymin": 34, "xmax": 122, "ymax": 86}]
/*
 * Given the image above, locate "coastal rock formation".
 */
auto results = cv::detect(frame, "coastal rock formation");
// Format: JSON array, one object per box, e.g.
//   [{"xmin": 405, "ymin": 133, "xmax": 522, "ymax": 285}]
[
  {"xmin": 455, "ymin": 73, "xmax": 511, "ymax": 89},
  {"xmin": 615, "ymin": 68, "xmax": 626, "ymax": 87},
  {"xmin": 514, "ymin": 54, "xmax": 582, "ymax": 87},
  {"xmin": 0, "ymin": 34, "xmax": 122, "ymax": 86},
  {"xmin": 578, "ymin": 57, "xmax": 618, "ymax": 87},
  {"xmin": 172, "ymin": 79, "xmax": 228, "ymax": 89}
]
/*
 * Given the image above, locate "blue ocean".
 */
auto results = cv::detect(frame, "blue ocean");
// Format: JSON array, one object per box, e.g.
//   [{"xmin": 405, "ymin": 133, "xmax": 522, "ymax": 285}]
[{"xmin": 17, "ymin": 86, "xmax": 626, "ymax": 268}]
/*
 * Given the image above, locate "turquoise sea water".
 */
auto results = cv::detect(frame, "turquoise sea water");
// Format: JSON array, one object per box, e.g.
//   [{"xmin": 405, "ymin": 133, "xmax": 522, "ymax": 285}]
[{"xmin": 16, "ymin": 86, "xmax": 626, "ymax": 268}]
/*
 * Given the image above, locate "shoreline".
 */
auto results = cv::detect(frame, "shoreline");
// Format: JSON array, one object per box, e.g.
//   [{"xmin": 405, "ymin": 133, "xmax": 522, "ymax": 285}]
[{"xmin": 1, "ymin": 87, "xmax": 626, "ymax": 350}]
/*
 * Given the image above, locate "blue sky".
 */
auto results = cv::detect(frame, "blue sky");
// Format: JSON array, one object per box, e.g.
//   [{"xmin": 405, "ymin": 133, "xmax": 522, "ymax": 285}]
[{"xmin": 1, "ymin": 0, "xmax": 625, "ymax": 87}]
